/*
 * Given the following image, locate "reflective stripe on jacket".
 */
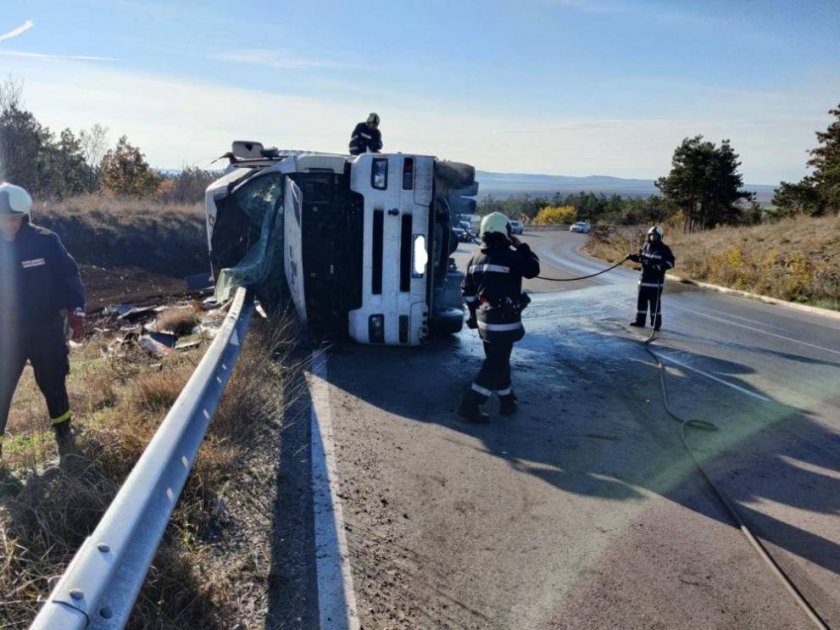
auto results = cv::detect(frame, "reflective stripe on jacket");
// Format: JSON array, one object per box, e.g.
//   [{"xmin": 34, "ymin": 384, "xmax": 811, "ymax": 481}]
[
  {"xmin": 462, "ymin": 242, "xmax": 540, "ymax": 342},
  {"xmin": 638, "ymin": 241, "xmax": 675, "ymax": 287}
]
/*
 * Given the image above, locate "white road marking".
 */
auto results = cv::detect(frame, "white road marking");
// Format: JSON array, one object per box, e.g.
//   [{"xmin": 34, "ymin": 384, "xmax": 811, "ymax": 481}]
[
  {"xmin": 684, "ymin": 305, "xmax": 788, "ymax": 331},
  {"xmin": 649, "ymin": 351, "xmax": 773, "ymax": 403},
  {"xmin": 308, "ymin": 350, "xmax": 360, "ymax": 630},
  {"xmin": 669, "ymin": 305, "xmax": 840, "ymax": 357}
]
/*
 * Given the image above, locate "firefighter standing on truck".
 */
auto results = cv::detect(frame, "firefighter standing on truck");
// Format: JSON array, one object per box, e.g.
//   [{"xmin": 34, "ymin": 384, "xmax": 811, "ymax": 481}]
[
  {"xmin": 0, "ymin": 183, "xmax": 85, "ymax": 459},
  {"xmin": 628, "ymin": 225, "xmax": 674, "ymax": 331},
  {"xmin": 349, "ymin": 113, "xmax": 383, "ymax": 156},
  {"xmin": 458, "ymin": 212, "xmax": 540, "ymax": 422}
]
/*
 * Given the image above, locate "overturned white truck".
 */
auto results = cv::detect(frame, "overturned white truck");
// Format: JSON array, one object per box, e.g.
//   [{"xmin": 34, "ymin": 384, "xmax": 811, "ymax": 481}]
[{"xmin": 205, "ymin": 143, "xmax": 478, "ymax": 345}]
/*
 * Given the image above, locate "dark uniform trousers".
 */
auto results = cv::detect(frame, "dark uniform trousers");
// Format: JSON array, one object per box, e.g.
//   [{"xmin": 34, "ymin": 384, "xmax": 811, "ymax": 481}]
[
  {"xmin": 636, "ymin": 285, "xmax": 663, "ymax": 329},
  {"xmin": 473, "ymin": 339, "xmax": 515, "ymax": 402},
  {"xmin": 0, "ymin": 315, "xmax": 71, "ymax": 436}
]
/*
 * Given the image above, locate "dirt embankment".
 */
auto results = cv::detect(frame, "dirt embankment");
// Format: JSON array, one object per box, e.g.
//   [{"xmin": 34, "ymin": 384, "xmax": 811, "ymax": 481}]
[
  {"xmin": 586, "ymin": 215, "xmax": 840, "ymax": 310},
  {"xmin": 30, "ymin": 195, "xmax": 210, "ymax": 309},
  {"xmin": 36, "ymin": 193, "xmax": 205, "ymax": 268}
]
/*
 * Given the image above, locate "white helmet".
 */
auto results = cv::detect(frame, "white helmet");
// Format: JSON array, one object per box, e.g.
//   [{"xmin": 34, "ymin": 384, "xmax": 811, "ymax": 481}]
[
  {"xmin": 647, "ymin": 225, "xmax": 664, "ymax": 238},
  {"xmin": 0, "ymin": 183, "xmax": 32, "ymax": 218},
  {"xmin": 479, "ymin": 212, "xmax": 511, "ymax": 238}
]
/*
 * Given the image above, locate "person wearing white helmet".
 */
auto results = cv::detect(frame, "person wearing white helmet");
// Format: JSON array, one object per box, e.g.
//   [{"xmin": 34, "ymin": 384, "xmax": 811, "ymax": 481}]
[
  {"xmin": 0, "ymin": 183, "xmax": 86, "ymax": 459},
  {"xmin": 349, "ymin": 113, "xmax": 383, "ymax": 156},
  {"xmin": 457, "ymin": 212, "xmax": 540, "ymax": 422},
  {"xmin": 627, "ymin": 225, "xmax": 674, "ymax": 331}
]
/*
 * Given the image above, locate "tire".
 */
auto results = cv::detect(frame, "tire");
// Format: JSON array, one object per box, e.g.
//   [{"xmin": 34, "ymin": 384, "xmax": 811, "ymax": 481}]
[{"xmin": 430, "ymin": 307, "xmax": 465, "ymax": 336}]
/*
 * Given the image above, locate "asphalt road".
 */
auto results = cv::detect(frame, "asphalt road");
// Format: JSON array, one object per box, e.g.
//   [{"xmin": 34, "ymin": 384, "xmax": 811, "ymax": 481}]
[{"xmin": 312, "ymin": 229, "xmax": 840, "ymax": 629}]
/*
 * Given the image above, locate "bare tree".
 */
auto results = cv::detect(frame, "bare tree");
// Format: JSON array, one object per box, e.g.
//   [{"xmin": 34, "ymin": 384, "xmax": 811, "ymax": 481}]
[
  {"xmin": 0, "ymin": 75, "xmax": 24, "ymax": 112},
  {"xmin": 79, "ymin": 123, "xmax": 110, "ymax": 191}
]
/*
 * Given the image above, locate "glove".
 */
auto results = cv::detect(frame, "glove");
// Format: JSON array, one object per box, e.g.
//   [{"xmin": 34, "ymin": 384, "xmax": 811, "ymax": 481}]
[
  {"xmin": 627, "ymin": 253, "xmax": 640, "ymax": 263},
  {"xmin": 466, "ymin": 316, "xmax": 478, "ymax": 330},
  {"xmin": 67, "ymin": 309, "xmax": 85, "ymax": 341}
]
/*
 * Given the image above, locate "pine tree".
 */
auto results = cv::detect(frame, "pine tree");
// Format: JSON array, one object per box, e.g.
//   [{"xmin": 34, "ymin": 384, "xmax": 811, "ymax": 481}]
[{"xmin": 656, "ymin": 136, "xmax": 753, "ymax": 231}]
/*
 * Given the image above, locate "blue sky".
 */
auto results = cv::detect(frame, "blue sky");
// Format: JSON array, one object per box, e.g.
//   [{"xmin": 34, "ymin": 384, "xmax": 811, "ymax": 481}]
[{"xmin": 1, "ymin": 0, "xmax": 839, "ymax": 183}]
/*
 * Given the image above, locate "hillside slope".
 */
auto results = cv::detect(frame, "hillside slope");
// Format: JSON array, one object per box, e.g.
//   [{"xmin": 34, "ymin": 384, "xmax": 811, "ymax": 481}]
[{"xmin": 587, "ymin": 215, "xmax": 840, "ymax": 310}]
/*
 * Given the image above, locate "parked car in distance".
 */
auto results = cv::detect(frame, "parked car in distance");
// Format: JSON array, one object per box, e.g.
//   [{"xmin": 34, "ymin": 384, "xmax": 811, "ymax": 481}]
[
  {"xmin": 569, "ymin": 221, "xmax": 591, "ymax": 234},
  {"xmin": 455, "ymin": 221, "xmax": 475, "ymax": 242},
  {"xmin": 509, "ymin": 220, "xmax": 524, "ymax": 235}
]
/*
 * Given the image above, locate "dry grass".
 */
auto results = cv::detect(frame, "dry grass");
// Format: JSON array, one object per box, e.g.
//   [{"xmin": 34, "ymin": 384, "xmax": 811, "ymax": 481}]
[
  {"xmin": 38, "ymin": 194, "xmax": 204, "ymax": 222},
  {"xmin": 586, "ymin": 215, "xmax": 840, "ymax": 310},
  {"xmin": 0, "ymin": 310, "xmax": 302, "ymax": 629},
  {"xmin": 155, "ymin": 305, "xmax": 201, "ymax": 336}
]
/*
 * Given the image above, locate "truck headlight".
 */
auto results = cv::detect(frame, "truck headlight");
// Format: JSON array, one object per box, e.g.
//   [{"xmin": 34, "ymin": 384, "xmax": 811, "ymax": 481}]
[{"xmin": 413, "ymin": 235, "xmax": 428, "ymax": 277}]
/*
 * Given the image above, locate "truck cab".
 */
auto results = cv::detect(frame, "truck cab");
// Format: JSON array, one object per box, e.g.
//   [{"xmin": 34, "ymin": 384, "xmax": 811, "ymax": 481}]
[{"xmin": 205, "ymin": 143, "xmax": 477, "ymax": 345}]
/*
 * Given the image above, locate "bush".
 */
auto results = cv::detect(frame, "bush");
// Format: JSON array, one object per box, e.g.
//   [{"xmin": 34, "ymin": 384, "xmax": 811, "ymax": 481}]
[{"xmin": 533, "ymin": 205, "xmax": 576, "ymax": 224}]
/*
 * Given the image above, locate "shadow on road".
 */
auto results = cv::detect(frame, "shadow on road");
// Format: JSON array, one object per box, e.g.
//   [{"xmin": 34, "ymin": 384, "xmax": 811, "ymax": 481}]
[{"xmin": 323, "ymin": 309, "xmax": 840, "ymax": 619}]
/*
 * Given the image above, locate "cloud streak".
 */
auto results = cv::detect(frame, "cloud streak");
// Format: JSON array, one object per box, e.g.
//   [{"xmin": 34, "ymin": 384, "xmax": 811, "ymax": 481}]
[
  {"xmin": 0, "ymin": 19, "xmax": 34, "ymax": 43},
  {"xmin": 213, "ymin": 48, "xmax": 358, "ymax": 70},
  {"xmin": 0, "ymin": 49, "xmax": 114, "ymax": 62}
]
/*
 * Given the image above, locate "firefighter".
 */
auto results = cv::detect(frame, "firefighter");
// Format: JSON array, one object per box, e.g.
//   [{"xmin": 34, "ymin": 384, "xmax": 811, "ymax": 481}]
[
  {"xmin": 349, "ymin": 113, "xmax": 383, "ymax": 156},
  {"xmin": 628, "ymin": 225, "xmax": 675, "ymax": 331},
  {"xmin": 458, "ymin": 212, "xmax": 540, "ymax": 422},
  {"xmin": 0, "ymin": 183, "xmax": 85, "ymax": 459}
]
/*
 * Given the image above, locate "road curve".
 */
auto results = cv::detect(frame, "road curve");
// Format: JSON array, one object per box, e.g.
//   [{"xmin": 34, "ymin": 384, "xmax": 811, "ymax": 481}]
[{"xmin": 309, "ymin": 229, "xmax": 840, "ymax": 629}]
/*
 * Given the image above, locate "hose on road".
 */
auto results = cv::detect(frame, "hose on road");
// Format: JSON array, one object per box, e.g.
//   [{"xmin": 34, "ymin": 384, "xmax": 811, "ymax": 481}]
[
  {"xmin": 466, "ymin": 233, "xmax": 630, "ymax": 282},
  {"xmin": 535, "ymin": 255, "xmax": 629, "ymax": 282},
  {"xmin": 643, "ymin": 300, "xmax": 830, "ymax": 630}
]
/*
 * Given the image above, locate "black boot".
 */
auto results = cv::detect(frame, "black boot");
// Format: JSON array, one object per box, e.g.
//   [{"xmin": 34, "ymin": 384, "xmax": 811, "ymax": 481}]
[
  {"xmin": 54, "ymin": 420, "xmax": 77, "ymax": 457},
  {"xmin": 457, "ymin": 394, "xmax": 489, "ymax": 423},
  {"xmin": 499, "ymin": 394, "xmax": 518, "ymax": 415},
  {"xmin": 629, "ymin": 319, "xmax": 645, "ymax": 328}
]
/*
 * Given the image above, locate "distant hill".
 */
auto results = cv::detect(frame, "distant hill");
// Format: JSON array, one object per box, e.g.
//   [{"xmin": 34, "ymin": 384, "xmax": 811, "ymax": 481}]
[{"xmin": 476, "ymin": 170, "xmax": 777, "ymax": 204}]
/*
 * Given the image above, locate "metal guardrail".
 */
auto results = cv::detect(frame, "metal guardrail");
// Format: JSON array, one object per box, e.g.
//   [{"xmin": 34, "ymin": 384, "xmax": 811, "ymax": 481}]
[{"xmin": 31, "ymin": 287, "xmax": 254, "ymax": 629}]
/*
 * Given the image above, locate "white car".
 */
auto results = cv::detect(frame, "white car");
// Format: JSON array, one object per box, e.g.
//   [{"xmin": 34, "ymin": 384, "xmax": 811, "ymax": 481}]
[
  {"xmin": 569, "ymin": 221, "xmax": 591, "ymax": 234},
  {"xmin": 509, "ymin": 220, "xmax": 524, "ymax": 235}
]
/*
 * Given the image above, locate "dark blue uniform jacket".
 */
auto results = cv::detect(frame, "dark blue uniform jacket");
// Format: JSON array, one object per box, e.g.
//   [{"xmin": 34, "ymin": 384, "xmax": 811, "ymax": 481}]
[
  {"xmin": 0, "ymin": 222, "xmax": 85, "ymax": 329},
  {"xmin": 349, "ymin": 122, "xmax": 383, "ymax": 155},
  {"xmin": 462, "ymin": 242, "xmax": 540, "ymax": 342}
]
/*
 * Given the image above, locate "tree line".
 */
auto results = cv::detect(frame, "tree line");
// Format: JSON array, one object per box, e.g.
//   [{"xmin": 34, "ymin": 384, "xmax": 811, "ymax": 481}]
[
  {"xmin": 481, "ymin": 104, "xmax": 840, "ymax": 231},
  {"xmin": 3, "ymin": 74, "xmax": 838, "ymax": 225},
  {"xmin": 0, "ymin": 77, "xmax": 216, "ymax": 203}
]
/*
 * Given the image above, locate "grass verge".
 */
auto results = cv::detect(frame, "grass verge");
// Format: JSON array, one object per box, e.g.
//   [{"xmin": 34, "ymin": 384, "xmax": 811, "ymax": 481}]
[
  {"xmin": 585, "ymin": 215, "xmax": 840, "ymax": 310},
  {"xmin": 0, "ymin": 310, "xmax": 302, "ymax": 629}
]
